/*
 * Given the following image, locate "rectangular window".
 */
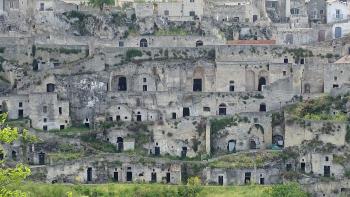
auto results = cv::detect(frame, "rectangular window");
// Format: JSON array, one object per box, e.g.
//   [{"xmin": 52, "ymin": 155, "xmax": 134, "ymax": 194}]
[
  {"xmin": 203, "ymin": 107, "xmax": 210, "ymax": 112},
  {"xmin": 143, "ymin": 85, "xmax": 147, "ymax": 91},
  {"xmin": 43, "ymin": 106, "xmax": 47, "ymax": 113},
  {"xmin": 59, "ymin": 107, "xmax": 62, "ymax": 115},
  {"xmin": 190, "ymin": 0, "xmax": 194, "ymax": 2},
  {"xmin": 189, "ymin": 11, "xmax": 195, "ymax": 17},
  {"xmin": 164, "ymin": 10, "xmax": 169, "ymax": 16},
  {"xmin": 143, "ymin": 78, "xmax": 147, "ymax": 82},
  {"xmin": 19, "ymin": 102, "xmax": 22, "ymax": 107},
  {"xmin": 43, "ymin": 125, "xmax": 47, "ymax": 131}
]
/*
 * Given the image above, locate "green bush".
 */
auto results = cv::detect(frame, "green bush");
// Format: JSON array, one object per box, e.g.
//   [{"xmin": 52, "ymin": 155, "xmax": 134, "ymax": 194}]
[
  {"xmin": 270, "ymin": 182, "xmax": 309, "ymax": 197},
  {"xmin": 126, "ymin": 49, "xmax": 142, "ymax": 61}
]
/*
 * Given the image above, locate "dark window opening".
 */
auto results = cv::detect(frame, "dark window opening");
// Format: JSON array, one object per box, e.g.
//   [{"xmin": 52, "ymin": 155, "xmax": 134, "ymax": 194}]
[
  {"xmin": 300, "ymin": 162, "xmax": 306, "ymax": 173},
  {"xmin": 118, "ymin": 77, "xmax": 127, "ymax": 91},
  {"xmin": 181, "ymin": 147, "xmax": 187, "ymax": 158},
  {"xmin": 87, "ymin": 167, "xmax": 92, "ymax": 182},
  {"xmin": 60, "ymin": 125, "xmax": 65, "ymax": 130},
  {"xmin": 300, "ymin": 59, "xmax": 305, "ymax": 64},
  {"xmin": 59, "ymin": 107, "xmax": 62, "ymax": 115},
  {"xmin": 193, "ymin": 79, "xmax": 202, "ymax": 92},
  {"xmin": 219, "ymin": 104, "xmax": 226, "ymax": 115},
  {"xmin": 0, "ymin": 152, "xmax": 3, "ymax": 160},
  {"xmin": 325, "ymin": 156, "xmax": 329, "ymax": 161},
  {"xmin": 39, "ymin": 152, "xmax": 45, "ymax": 165},
  {"xmin": 43, "ymin": 106, "xmax": 47, "ymax": 113},
  {"xmin": 19, "ymin": 102, "xmax": 22, "ymax": 107},
  {"xmin": 304, "ymin": 84, "xmax": 311, "ymax": 93},
  {"xmin": 324, "ymin": 166, "xmax": 330, "ymax": 177},
  {"xmin": 283, "ymin": 71, "xmax": 287, "ymax": 76},
  {"xmin": 229, "ymin": 85, "xmax": 235, "ymax": 92},
  {"xmin": 85, "ymin": 123, "xmax": 90, "ymax": 128},
  {"xmin": 183, "ymin": 107, "xmax": 190, "ymax": 117},
  {"xmin": 136, "ymin": 114, "xmax": 142, "ymax": 122},
  {"xmin": 11, "ymin": 150, "xmax": 17, "ymax": 160},
  {"xmin": 116, "ymin": 115, "xmax": 120, "ymax": 121},
  {"xmin": 43, "ymin": 125, "xmax": 47, "ymax": 131},
  {"xmin": 284, "ymin": 58, "xmax": 288, "ymax": 64},
  {"xmin": 333, "ymin": 84, "xmax": 339, "ymax": 88},
  {"xmin": 143, "ymin": 85, "xmax": 147, "ymax": 91},
  {"xmin": 286, "ymin": 164, "xmax": 292, "ymax": 171},
  {"xmin": 172, "ymin": 113, "xmax": 176, "ymax": 119},
  {"xmin": 46, "ymin": 83, "xmax": 55, "ymax": 92},
  {"xmin": 253, "ymin": 15, "xmax": 258, "ymax": 22},
  {"xmin": 154, "ymin": 146, "xmax": 160, "ymax": 156}
]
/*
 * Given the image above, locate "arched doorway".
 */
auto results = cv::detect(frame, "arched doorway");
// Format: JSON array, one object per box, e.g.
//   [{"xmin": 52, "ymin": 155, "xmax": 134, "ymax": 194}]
[
  {"xmin": 140, "ymin": 39, "xmax": 148, "ymax": 47},
  {"xmin": 196, "ymin": 40, "xmax": 203, "ymax": 47},
  {"xmin": 258, "ymin": 77, "xmax": 266, "ymax": 91},
  {"xmin": 227, "ymin": 140, "xmax": 236, "ymax": 153},
  {"xmin": 219, "ymin": 103, "xmax": 227, "ymax": 115},
  {"xmin": 118, "ymin": 77, "xmax": 127, "ymax": 91}
]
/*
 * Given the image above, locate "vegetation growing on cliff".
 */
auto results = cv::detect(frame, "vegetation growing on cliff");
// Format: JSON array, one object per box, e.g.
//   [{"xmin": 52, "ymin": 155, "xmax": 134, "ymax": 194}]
[{"xmin": 287, "ymin": 95, "xmax": 348, "ymax": 122}]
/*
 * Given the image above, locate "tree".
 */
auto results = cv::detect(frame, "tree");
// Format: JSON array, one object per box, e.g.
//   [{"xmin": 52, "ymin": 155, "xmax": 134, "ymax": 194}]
[
  {"xmin": 88, "ymin": 0, "xmax": 114, "ymax": 11},
  {"xmin": 0, "ymin": 113, "xmax": 33, "ymax": 196}
]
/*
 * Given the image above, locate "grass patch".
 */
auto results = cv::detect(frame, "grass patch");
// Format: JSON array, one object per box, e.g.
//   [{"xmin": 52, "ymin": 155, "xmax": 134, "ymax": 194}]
[
  {"xmin": 13, "ymin": 182, "xmax": 308, "ymax": 197},
  {"xmin": 80, "ymin": 133, "xmax": 117, "ymax": 153},
  {"xmin": 209, "ymin": 151, "xmax": 282, "ymax": 169}
]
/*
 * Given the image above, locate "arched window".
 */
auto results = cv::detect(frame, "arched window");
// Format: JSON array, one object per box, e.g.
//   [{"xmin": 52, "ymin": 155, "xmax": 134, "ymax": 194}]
[
  {"xmin": 219, "ymin": 103, "xmax": 227, "ymax": 115},
  {"xmin": 140, "ymin": 38, "xmax": 148, "ymax": 47}
]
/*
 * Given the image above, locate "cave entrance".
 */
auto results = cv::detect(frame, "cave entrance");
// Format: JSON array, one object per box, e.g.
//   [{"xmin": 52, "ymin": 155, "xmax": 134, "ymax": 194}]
[
  {"xmin": 181, "ymin": 147, "xmax": 187, "ymax": 158},
  {"xmin": 87, "ymin": 167, "xmax": 92, "ymax": 182},
  {"xmin": 113, "ymin": 171, "xmax": 118, "ymax": 182},
  {"xmin": 151, "ymin": 172, "xmax": 157, "ymax": 182},
  {"xmin": 218, "ymin": 176, "xmax": 223, "ymax": 186}
]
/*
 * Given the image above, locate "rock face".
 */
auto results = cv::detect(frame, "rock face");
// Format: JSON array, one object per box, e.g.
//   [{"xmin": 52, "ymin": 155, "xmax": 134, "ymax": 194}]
[{"xmin": 1, "ymin": 0, "xmax": 350, "ymax": 196}]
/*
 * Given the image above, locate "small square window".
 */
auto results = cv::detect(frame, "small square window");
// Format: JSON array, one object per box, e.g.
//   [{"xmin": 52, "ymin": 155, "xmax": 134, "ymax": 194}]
[
  {"xmin": 118, "ymin": 41, "xmax": 124, "ymax": 47},
  {"xmin": 19, "ymin": 102, "xmax": 22, "ymax": 107},
  {"xmin": 43, "ymin": 118, "xmax": 47, "ymax": 123},
  {"xmin": 143, "ymin": 78, "xmax": 147, "ymax": 82},
  {"xmin": 283, "ymin": 71, "xmax": 287, "ymax": 76},
  {"xmin": 60, "ymin": 125, "xmax": 65, "ymax": 130}
]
